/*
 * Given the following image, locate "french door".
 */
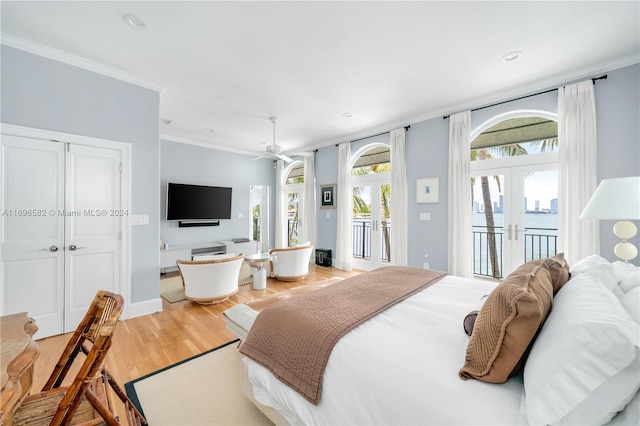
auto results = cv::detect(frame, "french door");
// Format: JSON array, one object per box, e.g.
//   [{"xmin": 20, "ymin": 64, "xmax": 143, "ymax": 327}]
[
  {"xmin": 1, "ymin": 135, "xmax": 123, "ymax": 338},
  {"xmin": 471, "ymin": 155, "xmax": 558, "ymax": 278},
  {"xmin": 352, "ymin": 174, "xmax": 391, "ymax": 271}
]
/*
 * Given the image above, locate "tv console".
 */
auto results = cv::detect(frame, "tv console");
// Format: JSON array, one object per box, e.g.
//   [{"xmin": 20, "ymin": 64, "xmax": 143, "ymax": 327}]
[{"xmin": 160, "ymin": 240, "xmax": 258, "ymax": 273}]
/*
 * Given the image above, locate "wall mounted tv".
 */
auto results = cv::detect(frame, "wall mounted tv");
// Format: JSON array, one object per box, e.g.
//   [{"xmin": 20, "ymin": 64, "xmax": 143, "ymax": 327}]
[{"xmin": 166, "ymin": 183, "xmax": 232, "ymax": 223}]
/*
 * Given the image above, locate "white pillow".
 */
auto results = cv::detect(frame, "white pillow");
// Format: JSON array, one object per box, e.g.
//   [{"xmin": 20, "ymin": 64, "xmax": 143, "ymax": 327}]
[
  {"xmin": 571, "ymin": 254, "xmax": 613, "ymax": 274},
  {"xmin": 524, "ymin": 274, "xmax": 640, "ymax": 426},
  {"xmin": 612, "ymin": 284, "xmax": 626, "ymax": 300},
  {"xmin": 612, "ymin": 261, "xmax": 640, "ymax": 293},
  {"xmin": 621, "ymin": 287, "xmax": 640, "ymax": 325},
  {"xmin": 605, "ymin": 389, "xmax": 640, "ymax": 426}
]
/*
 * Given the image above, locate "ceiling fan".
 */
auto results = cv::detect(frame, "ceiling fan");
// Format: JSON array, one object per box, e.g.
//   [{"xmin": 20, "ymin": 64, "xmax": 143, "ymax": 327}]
[{"xmin": 254, "ymin": 117, "xmax": 294, "ymax": 163}]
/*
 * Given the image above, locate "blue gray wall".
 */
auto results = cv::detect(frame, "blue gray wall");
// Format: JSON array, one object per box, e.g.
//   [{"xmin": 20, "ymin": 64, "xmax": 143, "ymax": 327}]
[
  {"xmin": 1, "ymin": 45, "xmax": 160, "ymax": 303},
  {"xmin": 160, "ymin": 140, "xmax": 276, "ymax": 247},
  {"xmin": 315, "ymin": 63, "xmax": 640, "ymax": 270}
]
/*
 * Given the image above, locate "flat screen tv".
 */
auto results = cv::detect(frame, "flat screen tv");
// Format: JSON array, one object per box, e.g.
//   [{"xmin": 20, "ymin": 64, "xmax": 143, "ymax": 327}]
[{"xmin": 166, "ymin": 183, "xmax": 232, "ymax": 221}]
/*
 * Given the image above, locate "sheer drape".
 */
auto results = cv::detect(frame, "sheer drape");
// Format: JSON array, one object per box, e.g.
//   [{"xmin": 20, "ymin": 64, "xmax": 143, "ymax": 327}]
[
  {"xmin": 558, "ymin": 80, "xmax": 599, "ymax": 263},
  {"xmin": 275, "ymin": 160, "xmax": 288, "ymax": 248},
  {"xmin": 448, "ymin": 111, "xmax": 473, "ymax": 277},
  {"xmin": 299, "ymin": 154, "xmax": 317, "ymax": 255},
  {"xmin": 390, "ymin": 128, "xmax": 408, "ymax": 266},
  {"xmin": 335, "ymin": 142, "xmax": 353, "ymax": 271}
]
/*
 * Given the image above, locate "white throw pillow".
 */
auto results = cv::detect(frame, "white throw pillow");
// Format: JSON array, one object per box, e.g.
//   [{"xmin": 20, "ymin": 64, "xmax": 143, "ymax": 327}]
[
  {"xmin": 524, "ymin": 274, "xmax": 640, "ymax": 426},
  {"xmin": 571, "ymin": 254, "xmax": 612, "ymax": 274},
  {"xmin": 613, "ymin": 261, "xmax": 640, "ymax": 294},
  {"xmin": 621, "ymin": 287, "xmax": 640, "ymax": 325}
]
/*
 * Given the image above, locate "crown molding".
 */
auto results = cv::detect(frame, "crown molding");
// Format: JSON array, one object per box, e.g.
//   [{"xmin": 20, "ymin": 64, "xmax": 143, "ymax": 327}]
[
  {"xmin": 1, "ymin": 33, "xmax": 165, "ymax": 92},
  {"xmin": 160, "ymin": 132, "xmax": 258, "ymax": 157}
]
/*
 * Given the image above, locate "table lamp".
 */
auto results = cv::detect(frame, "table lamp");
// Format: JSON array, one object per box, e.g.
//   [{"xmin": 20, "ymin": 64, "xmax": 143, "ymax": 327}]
[{"xmin": 580, "ymin": 176, "xmax": 640, "ymax": 262}]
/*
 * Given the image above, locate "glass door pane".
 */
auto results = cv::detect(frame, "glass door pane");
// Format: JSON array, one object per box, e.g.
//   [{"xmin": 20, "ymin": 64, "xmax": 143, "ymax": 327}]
[
  {"xmin": 522, "ymin": 169, "xmax": 559, "ymax": 262},
  {"xmin": 380, "ymin": 182, "xmax": 391, "ymax": 264},
  {"xmin": 287, "ymin": 191, "xmax": 300, "ymax": 246},
  {"xmin": 352, "ymin": 185, "xmax": 372, "ymax": 260},
  {"xmin": 472, "ymin": 174, "xmax": 506, "ymax": 278}
]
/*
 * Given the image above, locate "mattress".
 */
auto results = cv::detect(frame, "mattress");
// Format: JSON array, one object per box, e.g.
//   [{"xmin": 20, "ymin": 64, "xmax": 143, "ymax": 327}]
[{"xmin": 243, "ymin": 275, "xmax": 524, "ymax": 425}]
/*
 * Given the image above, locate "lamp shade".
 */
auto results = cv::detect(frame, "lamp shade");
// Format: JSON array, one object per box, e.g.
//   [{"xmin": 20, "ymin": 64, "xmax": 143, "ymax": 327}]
[{"xmin": 580, "ymin": 176, "xmax": 640, "ymax": 220}]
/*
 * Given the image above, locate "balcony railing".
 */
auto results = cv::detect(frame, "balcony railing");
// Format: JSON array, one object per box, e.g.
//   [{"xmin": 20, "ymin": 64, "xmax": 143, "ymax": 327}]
[
  {"xmin": 352, "ymin": 219, "xmax": 390, "ymax": 261},
  {"xmin": 282, "ymin": 218, "xmax": 554, "ymax": 275},
  {"xmin": 472, "ymin": 225, "xmax": 558, "ymax": 278}
]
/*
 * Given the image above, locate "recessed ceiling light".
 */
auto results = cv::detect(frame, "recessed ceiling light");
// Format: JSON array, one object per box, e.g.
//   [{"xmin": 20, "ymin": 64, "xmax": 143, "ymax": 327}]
[
  {"xmin": 343, "ymin": 113, "xmax": 353, "ymax": 118},
  {"xmin": 123, "ymin": 14, "xmax": 147, "ymax": 30},
  {"xmin": 204, "ymin": 128, "xmax": 215, "ymax": 133},
  {"xmin": 502, "ymin": 51, "xmax": 523, "ymax": 63}
]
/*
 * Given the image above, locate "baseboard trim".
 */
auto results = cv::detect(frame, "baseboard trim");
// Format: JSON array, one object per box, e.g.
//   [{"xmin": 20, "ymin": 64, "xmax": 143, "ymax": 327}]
[{"xmin": 124, "ymin": 297, "xmax": 163, "ymax": 319}]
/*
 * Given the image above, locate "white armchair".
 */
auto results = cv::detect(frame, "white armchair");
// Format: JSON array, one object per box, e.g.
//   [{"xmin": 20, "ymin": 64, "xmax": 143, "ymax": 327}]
[
  {"xmin": 269, "ymin": 243, "xmax": 314, "ymax": 281},
  {"xmin": 176, "ymin": 253, "xmax": 244, "ymax": 305}
]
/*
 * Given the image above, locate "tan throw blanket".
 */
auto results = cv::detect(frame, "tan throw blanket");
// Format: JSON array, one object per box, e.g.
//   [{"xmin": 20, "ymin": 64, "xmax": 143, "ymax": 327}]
[{"xmin": 239, "ymin": 266, "xmax": 447, "ymax": 405}]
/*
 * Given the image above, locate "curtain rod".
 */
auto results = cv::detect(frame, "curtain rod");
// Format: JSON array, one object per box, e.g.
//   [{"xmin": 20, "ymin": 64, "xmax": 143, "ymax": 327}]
[
  {"xmin": 335, "ymin": 125, "xmax": 411, "ymax": 146},
  {"xmin": 442, "ymin": 74, "xmax": 608, "ymax": 120}
]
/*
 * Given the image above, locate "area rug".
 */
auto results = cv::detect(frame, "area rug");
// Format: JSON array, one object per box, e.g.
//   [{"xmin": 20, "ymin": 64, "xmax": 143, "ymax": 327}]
[
  {"xmin": 161, "ymin": 262, "xmax": 254, "ymax": 303},
  {"xmin": 125, "ymin": 340, "xmax": 273, "ymax": 425}
]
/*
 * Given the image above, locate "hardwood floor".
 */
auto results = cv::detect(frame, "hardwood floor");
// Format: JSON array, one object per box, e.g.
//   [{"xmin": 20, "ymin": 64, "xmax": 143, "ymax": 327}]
[{"xmin": 31, "ymin": 264, "xmax": 361, "ymax": 394}]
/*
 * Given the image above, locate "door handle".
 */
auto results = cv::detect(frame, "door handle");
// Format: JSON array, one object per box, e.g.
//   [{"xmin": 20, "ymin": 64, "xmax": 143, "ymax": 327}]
[
  {"xmin": 514, "ymin": 224, "xmax": 523, "ymax": 240},
  {"xmin": 507, "ymin": 224, "xmax": 512, "ymax": 241},
  {"xmin": 39, "ymin": 245, "xmax": 59, "ymax": 252},
  {"xmin": 68, "ymin": 245, "xmax": 86, "ymax": 251}
]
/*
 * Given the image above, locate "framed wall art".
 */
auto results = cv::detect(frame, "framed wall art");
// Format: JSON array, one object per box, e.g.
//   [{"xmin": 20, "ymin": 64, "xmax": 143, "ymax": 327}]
[
  {"xmin": 320, "ymin": 184, "xmax": 336, "ymax": 209},
  {"xmin": 416, "ymin": 177, "xmax": 439, "ymax": 203}
]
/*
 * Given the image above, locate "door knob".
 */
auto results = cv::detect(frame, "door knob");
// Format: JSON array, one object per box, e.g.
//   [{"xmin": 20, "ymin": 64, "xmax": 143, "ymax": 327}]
[
  {"xmin": 68, "ymin": 245, "xmax": 86, "ymax": 251},
  {"xmin": 39, "ymin": 245, "xmax": 59, "ymax": 252}
]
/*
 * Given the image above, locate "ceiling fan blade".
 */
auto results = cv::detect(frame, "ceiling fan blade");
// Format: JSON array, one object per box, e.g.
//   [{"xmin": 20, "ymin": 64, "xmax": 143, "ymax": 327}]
[
  {"xmin": 287, "ymin": 151, "xmax": 311, "ymax": 157},
  {"xmin": 253, "ymin": 154, "xmax": 269, "ymax": 161},
  {"xmin": 276, "ymin": 153, "xmax": 294, "ymax": 163}
]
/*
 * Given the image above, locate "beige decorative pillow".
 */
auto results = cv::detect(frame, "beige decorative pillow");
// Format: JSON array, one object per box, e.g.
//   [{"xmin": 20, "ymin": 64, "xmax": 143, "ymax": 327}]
[
  {"xmin": 546, "ymin": 252, "xmax": 570, "ymax": 294},
  {"xmin": 459, "ymin": 259, "xmax": 554, "ymax": 383}
]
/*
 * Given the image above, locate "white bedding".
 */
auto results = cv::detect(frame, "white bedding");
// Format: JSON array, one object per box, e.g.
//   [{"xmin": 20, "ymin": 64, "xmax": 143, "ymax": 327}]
[{"xmin": 245, "ymin": 275, "xmax": 524, "ymax": 425}]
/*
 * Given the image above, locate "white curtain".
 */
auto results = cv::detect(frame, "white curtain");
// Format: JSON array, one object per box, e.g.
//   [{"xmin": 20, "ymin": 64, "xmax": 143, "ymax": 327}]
[
  {"xmin": 558, "ymin": 80, "xmax": 599, "ymax": 264},
  {"xmin": 274, "ymin": 160, "xmax": 288, "ymax": 249},
  {"xmin": 299, "ymin": 154, "xmax": 317, "ymax": 255},
  {"xmin": 448, "ymin": 111, "xmax": 473, "ymax": 277},
  {"xmin": 335, "ymin": 142, "xmax": 353, "ymax": 271},
  {"xmin": 390, "ymin": 128, "xmax": 408, "ymax": 266}
]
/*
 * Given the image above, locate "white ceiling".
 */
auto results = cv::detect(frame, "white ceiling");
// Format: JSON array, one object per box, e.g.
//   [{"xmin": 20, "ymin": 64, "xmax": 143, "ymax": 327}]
[{"xmin": 2, "ymin": 1, "xmax": 638, "ymax": 157}]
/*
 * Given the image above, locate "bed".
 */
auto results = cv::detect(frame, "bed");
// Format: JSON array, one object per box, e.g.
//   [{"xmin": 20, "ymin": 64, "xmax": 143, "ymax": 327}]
[{"xmin": 225, "ymin": 255, "xmax": 640, "ymax": 425}]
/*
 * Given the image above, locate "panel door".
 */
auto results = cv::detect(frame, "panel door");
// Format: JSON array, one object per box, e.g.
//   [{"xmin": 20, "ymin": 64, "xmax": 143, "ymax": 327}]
[
  {"xmin": 64, "ymin": 144, "xmax": 121, "ymax": 331},
  {"xmin": 352, "ymin": 179, "xmax": 391, "ymax": 271},
  {"xmin": 1, "ymin": 135, "xmax": 65, "ymax": 338}
]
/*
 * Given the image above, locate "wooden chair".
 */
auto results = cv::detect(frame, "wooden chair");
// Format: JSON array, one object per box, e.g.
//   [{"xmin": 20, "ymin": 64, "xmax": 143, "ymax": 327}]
[
  {"xmin": 177, "ymin": 253, "xmax": 245, "ymax": 304},
  {"xmin": 269, "ymin": 243, "xmax": 314, "ymax": 281},
  {"xmin": 13, "ymin": 290, "xmax": 146, "ymax": 426}
]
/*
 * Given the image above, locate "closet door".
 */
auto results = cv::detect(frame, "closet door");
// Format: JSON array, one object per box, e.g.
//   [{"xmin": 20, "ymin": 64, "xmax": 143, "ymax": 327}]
[
  {"xmin": 1, "ymin": 136, "xmax": 65, "ymax": 338},
  {"xmin": 64, "ymin": 144, "xmax": 121, "ymax": 330}
]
